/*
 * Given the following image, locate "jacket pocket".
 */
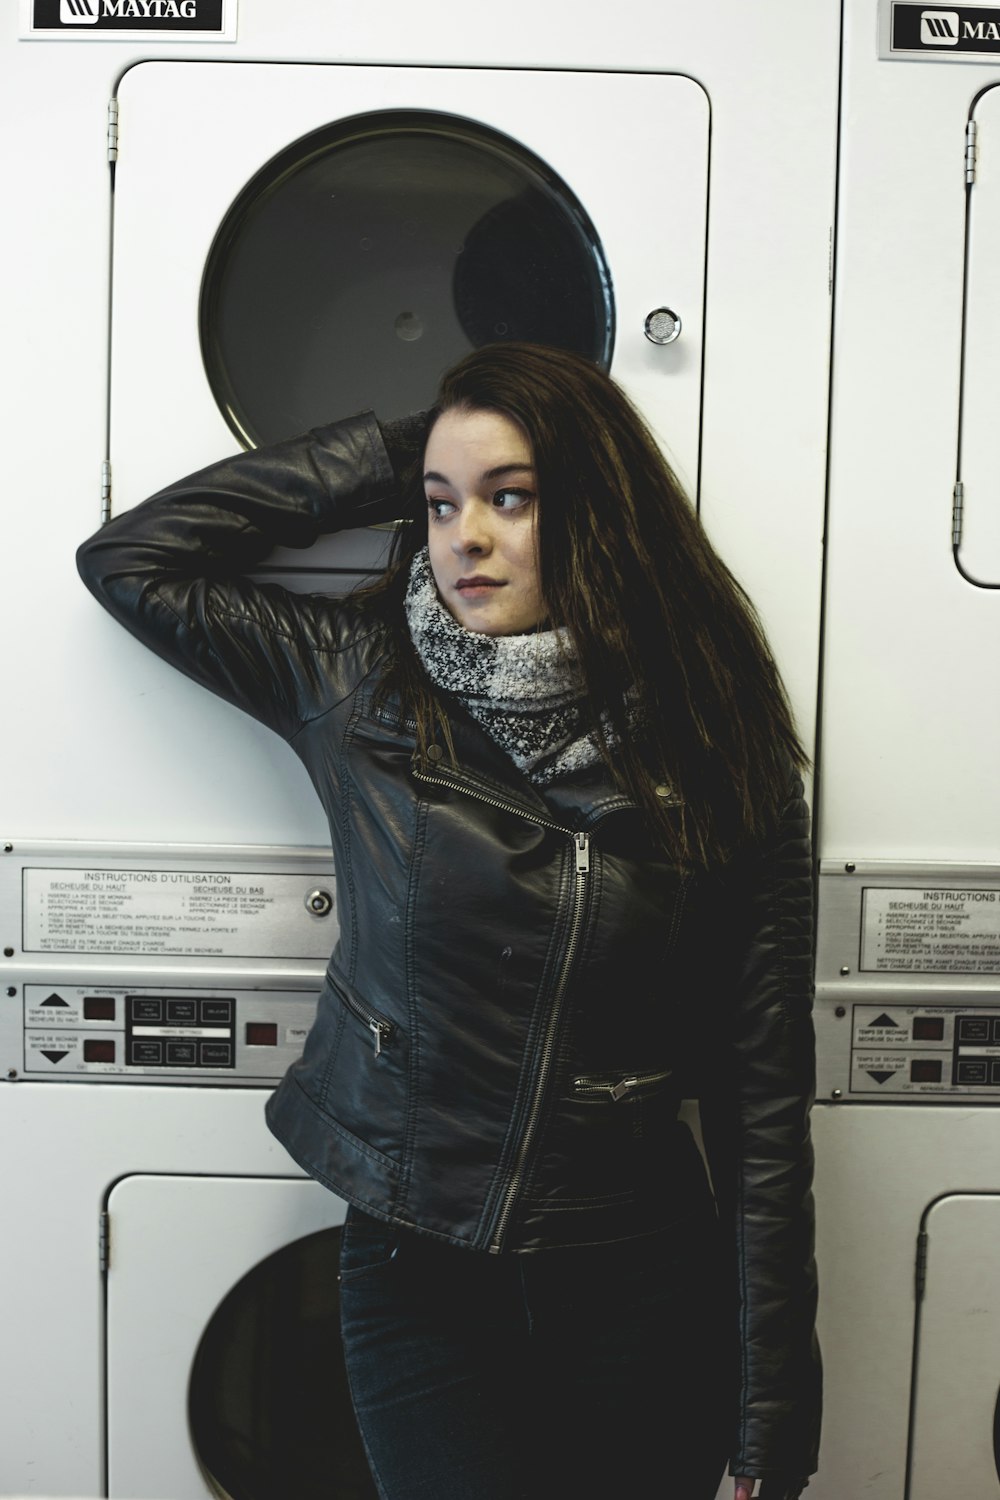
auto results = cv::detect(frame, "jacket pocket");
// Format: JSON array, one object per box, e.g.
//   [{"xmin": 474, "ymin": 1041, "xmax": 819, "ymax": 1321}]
[
  {"xmin": 338, "ymin": 1208, "xmax": 401, "ymax": 1284},
  {"xmin": 309, "ymin": 971, "xmax": 409, "ymax": 1169},
  {"xmin": 335, "ymin": 980, "xmax": 395, "ymax": 1058}
]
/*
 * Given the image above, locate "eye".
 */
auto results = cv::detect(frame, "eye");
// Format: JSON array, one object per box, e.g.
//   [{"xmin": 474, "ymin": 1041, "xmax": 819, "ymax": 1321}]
[
  {"xmin": 492, "ymin": 487, "xmax": 535, "ymax": 512},
  {"xmin": 427, "ymin": 496, "xmax": 456, "ymax": 521}
]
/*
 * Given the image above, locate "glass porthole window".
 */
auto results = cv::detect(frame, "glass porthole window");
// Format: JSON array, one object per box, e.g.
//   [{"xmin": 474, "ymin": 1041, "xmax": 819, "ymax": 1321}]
[
  {"xmin": 200, "ymin": 110, "xmax": 615, "ymax": 447},
  {"xmin": 188, "ymin": 1226, "xmax": 376, "ymax": 1500}
]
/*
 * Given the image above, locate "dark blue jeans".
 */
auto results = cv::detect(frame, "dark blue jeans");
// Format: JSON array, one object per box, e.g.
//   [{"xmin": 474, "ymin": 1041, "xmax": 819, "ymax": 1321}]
[{"xmin": 339, "ymin": 1205, "xmax": 730, "ymax": 1500}]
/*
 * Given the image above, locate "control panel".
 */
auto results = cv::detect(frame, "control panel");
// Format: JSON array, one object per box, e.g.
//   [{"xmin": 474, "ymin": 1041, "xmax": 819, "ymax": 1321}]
[
  {"xmin": 816, "ymin": 862, "xmax": 1000, "ymax": 1101},
  {"xmin": 20, "ymin": 982, "xmax": 318, "ymax": 1083},
  {"xmin": 1, "ymin": 840, "xmax": 336, "ymax": 1086}
]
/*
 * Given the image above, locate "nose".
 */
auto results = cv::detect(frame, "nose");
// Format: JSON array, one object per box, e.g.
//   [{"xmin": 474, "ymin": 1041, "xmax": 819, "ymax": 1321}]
[{"xmin": 452, "ymin": 501, "xmax": 493, "ymax": 557}]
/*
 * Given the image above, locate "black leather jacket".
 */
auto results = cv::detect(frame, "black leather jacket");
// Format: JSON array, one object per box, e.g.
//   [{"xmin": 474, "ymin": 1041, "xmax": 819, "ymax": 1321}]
[{"xmin": 77, "ymin": 412, "xmax": 820, "ymax": 1490}]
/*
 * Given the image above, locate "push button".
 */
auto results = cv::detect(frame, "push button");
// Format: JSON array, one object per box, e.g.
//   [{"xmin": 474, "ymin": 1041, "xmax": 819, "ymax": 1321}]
[
  {"xmin": 166, "ymin": 999, "xmax": 198, "ymax": 1024},
  {"xmin": 200, "ymin": 1042, "xmax": 233, "ymax": 1068},
  {"xmin": 166, "ymin": 1041, "xmax": 197, "ymax": 1066},
  {"xmin": 958, "ymin": 1016, "xmax": 991, "ymax": 1043},
  {"xmin": 130, "ymin": 998, "xmax": 163, "ymax": 1023},
  {"xmin": 131, "ymin": 1040, "xmax": 163, "ymax": 1066},
  {"xmin": 956, "ymin": 1059, "xmax": 989, "ymax": 1085},
  {"xmin": 200, "ymin": 999, "xmax": 234, "ymax": 1025}
]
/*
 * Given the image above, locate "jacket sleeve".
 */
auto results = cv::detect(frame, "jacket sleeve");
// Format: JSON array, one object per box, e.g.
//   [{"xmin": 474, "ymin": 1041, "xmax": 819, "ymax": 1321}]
[
  {"xmin": 697, "ymin": 778, "xmax": 822, "ymax": 1490},
  {"xmin": 76, "ymin": 412, "xmax": 407, "ymax": 740}
]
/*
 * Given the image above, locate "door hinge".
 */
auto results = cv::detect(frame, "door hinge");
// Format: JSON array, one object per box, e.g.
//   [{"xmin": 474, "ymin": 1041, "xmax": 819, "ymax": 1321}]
[
  {"xmin": 952, "ymin": 480, "xmax": 964, "ymax": 546},
  {"xmin": 914, "ymin": 1228, "xmax": 928, "ymax": 1301},
  {"xmin": 99, "ymin": 1210, "xmax": 111, "ymax": 1273},
  {"xmin": 966, "ymin": 119, "xmax": 977, "ymax": 185},
  {"xmin": 101, "ymin": 460, "xmax": 112, "ymax": 524},
  {"xmin": 108, "ymin": 98, "xmax": 119, "ymax": 164}
]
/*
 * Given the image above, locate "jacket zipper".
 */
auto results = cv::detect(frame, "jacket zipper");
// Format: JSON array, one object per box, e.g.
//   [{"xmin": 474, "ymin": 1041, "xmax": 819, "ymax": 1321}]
[
  {"xmin": 411, "ymin": 761, "xmax": 596, "ymax": 1254},
  {"xmin": 572, "ymin": 1067, "xmax": 673, "ymax": 1102},
  {"xmin": 338, "ymin": 985, "xmax": 393, "ymax": 1057},
  {"xmin": 489, "ymin": 829, "xmax": 590, "ymax": 1252}
]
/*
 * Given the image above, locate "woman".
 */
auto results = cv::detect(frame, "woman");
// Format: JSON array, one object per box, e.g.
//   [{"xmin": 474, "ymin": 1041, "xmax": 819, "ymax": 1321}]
[{"xmin": 77, "ymin": 343, "xmax": 820, "ymax": 1500}]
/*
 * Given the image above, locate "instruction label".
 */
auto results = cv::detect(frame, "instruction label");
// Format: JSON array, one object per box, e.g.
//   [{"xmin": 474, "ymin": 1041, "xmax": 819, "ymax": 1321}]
[
  {"xmin": 22, "ymin": 867, "xmax": 335, "ymax": 959},
  {"xmin": 862, "ymin": 887, "xmax": 1000, "ymax": 973}
]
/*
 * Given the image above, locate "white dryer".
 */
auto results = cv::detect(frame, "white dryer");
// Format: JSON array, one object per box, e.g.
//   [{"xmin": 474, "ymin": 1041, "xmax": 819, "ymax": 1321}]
[{"xmin": 9, "ymin": 57, "xmax": 715, "ymax": 1500}]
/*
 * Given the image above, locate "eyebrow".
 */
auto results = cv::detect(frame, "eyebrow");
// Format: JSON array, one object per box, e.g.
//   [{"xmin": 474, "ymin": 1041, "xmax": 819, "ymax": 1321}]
[{"xmin": 423, "ymin": 463, "xmax": 535, "ymax": 486}]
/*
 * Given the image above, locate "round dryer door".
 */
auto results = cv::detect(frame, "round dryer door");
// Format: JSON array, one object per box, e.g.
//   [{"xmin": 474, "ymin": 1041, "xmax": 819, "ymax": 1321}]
[
  {"xmin": 110, "ymin": 63, "xmax": 708, "ymax": 518},
  {"xmin": 200, "ymin": 111, "xmax": 614, "ymax": 448},
  {"xmin": 105, "ymin": 1174, "xmax": 356, "ymax": 1500},
  {"xmin": 189, "ymin": 1224, "xmax": 375, "ymax": 1499}
]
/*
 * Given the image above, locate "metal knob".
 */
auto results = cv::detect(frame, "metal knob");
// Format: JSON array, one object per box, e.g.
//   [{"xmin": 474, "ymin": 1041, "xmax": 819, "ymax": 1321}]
[
  {"xmin": 644, "ymin": 308, "xmax": 682, "ymax": 345},
  {"xmin": 305, "ymin": 888, "xmax": 334, "ymax": 917}
]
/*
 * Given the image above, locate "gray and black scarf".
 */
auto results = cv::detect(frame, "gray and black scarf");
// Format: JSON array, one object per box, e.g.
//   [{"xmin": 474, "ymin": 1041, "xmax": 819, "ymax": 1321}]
[{"xmin": 403, "ymin": 546, "xmax": 616, "ymax": 785}]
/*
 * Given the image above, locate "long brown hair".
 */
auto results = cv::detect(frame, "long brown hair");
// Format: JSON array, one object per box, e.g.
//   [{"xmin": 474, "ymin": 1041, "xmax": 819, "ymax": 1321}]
[{"xmin": 360, "ymin": 342, "xmax": 807, "ymax": 867}]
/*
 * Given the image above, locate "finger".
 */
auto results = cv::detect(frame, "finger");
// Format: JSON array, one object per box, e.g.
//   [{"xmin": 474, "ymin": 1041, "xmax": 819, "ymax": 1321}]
[{"xmin": 735, "ymin": 1481, "xmax": 755, "ymax": 1500}]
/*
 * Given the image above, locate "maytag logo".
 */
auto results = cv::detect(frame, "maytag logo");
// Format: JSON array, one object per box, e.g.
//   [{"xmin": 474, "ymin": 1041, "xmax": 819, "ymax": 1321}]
[
  {"xmin": 55, "ymin": 0, "xmax": 201, "ymax": 19},
  {"xmin": 25, "ymin": 0, "xmax": 229, "ymax": 38},
  {"xmin": 921, "ymin": 8, "xmax": 960, "ymax": 40},
  {"xmin": 886, "ymin": 2, "xmax": 1000, "ymax": 57}
]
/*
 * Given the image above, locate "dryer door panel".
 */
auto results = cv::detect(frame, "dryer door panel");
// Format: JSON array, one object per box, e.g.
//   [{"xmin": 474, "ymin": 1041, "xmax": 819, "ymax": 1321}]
[
  {"xmin": 960, "ymin": 86, "xmax": 1000, "ymax": 583},
  {"xmin": 110, "ymin": 62, "xmax": 709, "ymax": 553},
  {"xmin": 908, "ymin": 1192, "xmax": 1000, "ymax": 1494},
  {"xmin": 106, "ymin": 1174, "xmax": 349, "ymax": 1499}
]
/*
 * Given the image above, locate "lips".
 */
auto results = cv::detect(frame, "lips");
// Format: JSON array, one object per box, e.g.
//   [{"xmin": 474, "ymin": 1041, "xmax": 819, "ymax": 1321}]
[{"xmin": 456, "ymin": 576, "xmax": 504, "ymax": 594}]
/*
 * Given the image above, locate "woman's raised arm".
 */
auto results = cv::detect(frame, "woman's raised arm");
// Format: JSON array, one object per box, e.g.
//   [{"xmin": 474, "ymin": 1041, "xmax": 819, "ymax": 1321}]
[{"xmin": 76, "ymin": 412, "xmax": 421, "ymax": 739}]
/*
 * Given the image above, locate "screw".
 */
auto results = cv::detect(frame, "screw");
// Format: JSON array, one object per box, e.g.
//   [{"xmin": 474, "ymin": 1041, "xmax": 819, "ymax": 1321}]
[
  {"xmin": 840, "ymin": 966, "xmax": 850, "ymax": 976},
  {"xmin": 3, "ymin": 949, "xmax": 12, "ymax": 959},
  {"xmin": 7, "ymin": 1069, "xmax": 17, "ymax": 1080},
  {"xmin": 5, "ymin": 988, "xmax": 14, "ymax": 998},
  {"xmin": 845, "ymin": 862, "xmax": 856, "ymax": 873},
  {"xmin": 3, "ymin": 844, "xmax": 11, "ymax": 854},
  {"xmin": 831, "ymin": 1088, "xmax": 842, "ymax": 1099},
  {"xmin": 835, "ymin": 1006, "xmax": 846, "ymax": 1018}
]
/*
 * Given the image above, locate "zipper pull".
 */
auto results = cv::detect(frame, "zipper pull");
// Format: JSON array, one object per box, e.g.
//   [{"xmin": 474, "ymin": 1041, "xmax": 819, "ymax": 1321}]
[
  {"xmin": 610, "ymin": 1076, "xmax": 638, "ymax": 1101},
  {"xmin": 574, "ymin": 832, "xmax": 590, "ymax": 873},
  {"xmin": 369, "ymin": 1021, "xmax": 384, "ymax": 1058}
]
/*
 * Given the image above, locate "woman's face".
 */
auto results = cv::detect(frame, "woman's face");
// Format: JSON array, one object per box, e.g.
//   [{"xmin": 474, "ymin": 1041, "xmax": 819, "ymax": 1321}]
[{"xmin": 423, "ymin": 406, "xmax": 546, "ymax": 635}]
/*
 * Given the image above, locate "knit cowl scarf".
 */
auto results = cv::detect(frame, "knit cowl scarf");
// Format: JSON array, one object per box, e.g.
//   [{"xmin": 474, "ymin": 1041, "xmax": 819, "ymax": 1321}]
[{"xmin": 403, "ymin": 546, "xmax": 612, "ymax": 786}]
